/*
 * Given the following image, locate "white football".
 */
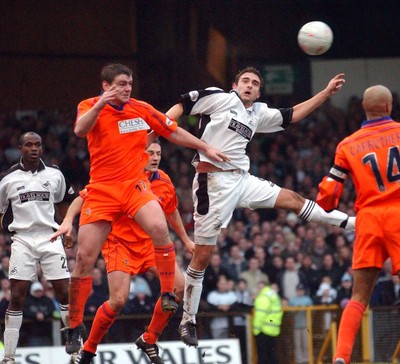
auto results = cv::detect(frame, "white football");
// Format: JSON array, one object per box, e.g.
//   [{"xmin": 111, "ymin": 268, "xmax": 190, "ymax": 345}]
[{"xmin": 297, "ymin": 21, "xmax": 333, "ymax": 56}]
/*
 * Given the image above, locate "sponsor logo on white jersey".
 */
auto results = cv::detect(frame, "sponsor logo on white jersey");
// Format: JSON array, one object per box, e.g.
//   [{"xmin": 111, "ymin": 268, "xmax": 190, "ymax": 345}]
[{"xmin": 118, "ymin": 118, "xmax": 150, "ymax": 134}]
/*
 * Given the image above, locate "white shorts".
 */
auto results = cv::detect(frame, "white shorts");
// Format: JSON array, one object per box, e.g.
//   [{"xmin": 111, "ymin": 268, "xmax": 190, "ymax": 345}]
[
  {"xmin": 193, "ymin": 171, "xmax": 281, "ymax": 245},
  {"xmin": 9, "ymin": 229, "xmax": 70, "ymax": 281}
]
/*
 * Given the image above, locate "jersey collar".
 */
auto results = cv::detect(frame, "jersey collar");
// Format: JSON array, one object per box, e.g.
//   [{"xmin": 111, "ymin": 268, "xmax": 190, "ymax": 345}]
[
  {"xmin": 19, "ymin": 158, "xmax": 46, "ymax": 172},
  {"xmin": 361, "ymin": 116, "xmax": 392, "ymax": 128},
  {"xmin": 148, "ymin": 170, "xmax": 160, "ymax": 182}
]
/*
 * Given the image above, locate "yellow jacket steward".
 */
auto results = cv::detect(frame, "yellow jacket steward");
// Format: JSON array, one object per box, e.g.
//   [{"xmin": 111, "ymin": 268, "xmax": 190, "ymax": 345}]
[{"xmin": 252, "ymin": 286, "xmax": 283, "ymax": 337}]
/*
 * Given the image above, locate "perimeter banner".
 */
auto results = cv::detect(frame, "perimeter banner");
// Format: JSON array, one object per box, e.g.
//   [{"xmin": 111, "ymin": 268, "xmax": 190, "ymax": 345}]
[{"xmin": 7, "ymin": 338, "xmax": 242, "ymax": 364}]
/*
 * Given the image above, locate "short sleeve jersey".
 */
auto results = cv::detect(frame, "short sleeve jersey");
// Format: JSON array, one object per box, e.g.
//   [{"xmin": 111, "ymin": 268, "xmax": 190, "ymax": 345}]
[
  {"xmin": 76, "ymin": 97, "xmax": 178, "ymax": 183},
  {"xmin": 179, "ymin": 88, "xmax": 292, "ymax": 171},
  {"xmin": 327, "ymin": 117, "xmax": 400, "ymax": 211},
  {"xmin": 108, "ymin": 168, "xmax": 178, "ymax": 242},
  {"xmin": 0, "ymin": 159, "xmax": 75, "ymax": 233}
]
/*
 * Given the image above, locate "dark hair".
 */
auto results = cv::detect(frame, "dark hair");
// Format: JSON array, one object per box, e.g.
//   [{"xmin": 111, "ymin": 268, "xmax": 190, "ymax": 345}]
[
  {"xmin": 101, "ymin": 63, "xmax": 133, "ymax": 84},
  {"xmin": 149, "ymin": 138, "xmax": 161, "ymax": 146},
  {"xmin": 19, "ymin": 131, "xmax": 41, "ymax": 146},
  {"xmin": 234, "ymin": 66, "xmax": 263, "ymax": 89}
]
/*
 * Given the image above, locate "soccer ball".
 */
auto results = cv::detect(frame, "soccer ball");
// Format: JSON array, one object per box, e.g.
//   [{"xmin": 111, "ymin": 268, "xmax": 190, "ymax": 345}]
[{"xmin": 297, "ymin": 21, "xmax": 333, "ymax": 56}]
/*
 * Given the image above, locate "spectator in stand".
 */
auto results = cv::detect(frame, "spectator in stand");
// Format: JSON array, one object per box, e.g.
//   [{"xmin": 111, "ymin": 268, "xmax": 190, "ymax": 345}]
[
  {"xmin": 299, "ymin": 254, "xmax": 321, "ymax": 298},
  {"xmin": 336, "ymin": 272, "xmax": 353, "ymax": 309},
  {"xmin": 0, "ymin": 256, "xmax": 10, "ymax": 280},
  {"xmin": 315, "ymin": 276, "xmax": 337, "ymax": 305},
  {"xmin": 315, "ymin": 276, "xmax": 338, "ymax": 332},
  {"xmin": 336, "ymin": 245, "xmax": 352, "ymax": 273},
  {"xmin": 254, "ymin": 246, "xmax": 268, "ymax": 274},
  {"xmin": 239, "ymin": 257, "xmax": 270, "ymax": 299},
  {"xmin": 23, "ymin": 282, "xmax": 56, "ymax": 346},
  {"xmin": 265, "ymin": 255, "xmax": 284, "ymax": 285},
  {"xmin": 206, "ymin": 275, "xmax": 238, "ymax": 339},
  {"xmin": 370, "ymin": 259, "xmax": 396, "ymax": 307},
  {"xmin": 289, "ymin": 283, "xmax": 314, "ymax": 364},
  {"xmin": 319, "ymin": 253, "xmax": 344, "ymax": 289},
  {"xmin": 123, "ymin": 285, "xmax": 155, "ymax": 315},
  {"xmin": 202, "ymin": 251, "xmax": 232, "ymax": 299},
  {"xmin": 233, "ymin": 278, "xmax": 253, "ymax": 364},
  {"xmin": 83, "ymin": 267, "xmax": 109, "ymax": 317},
  {"xmin": 276, "ymin": 255, "xmax": 307, "ymax": 300},
  {"xmin": 244, "ymin": 232, "xmax": 268, "ymax": 260},
  {"xmin": 222, "ymin": 244, "xmax": 248, "ymax": 282},
  {"xmin": 0, "ymin": 285, "xmax": 10, "ymax": 319},
  {"xmin": 309, "ymin": 235, "xmax": 333, "ymax": 269},
  {"xmin": 253, "ymin": 280, "xmax": 283, "ymax": 364}
]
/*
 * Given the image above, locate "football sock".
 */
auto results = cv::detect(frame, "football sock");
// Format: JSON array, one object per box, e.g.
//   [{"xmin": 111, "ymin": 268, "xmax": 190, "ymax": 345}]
[
  {"xmin": 154, "ymin": 243, "xmax": 176, "ymax": 293},
  {"xmin": 334, "ymin": 300, "xmax": 366, "ymax": 364},
  {"xmin": 69, "ymin": 276, "xmax": 93, "ymax": 328},
  {"xmin": 181, "ymin": 266, "xmax": 205, "ymax": 324},
  {"xmin": 143, "ymin": 296, "xmax": 176, "ymax": 344},
  {"xmin": 83, "ymin": 301, "xmax": 118, "ymax": 354},
  {"xmin": 4, "ymin": 310, "xmax": 23, "ymax": 357},
  {"xmin": 299, "ymin": 199, "xmax": 349, "ymax": 228},
  {"xmin": 59, "ymin": 303, "xmax": 69, "ymax": 327}
]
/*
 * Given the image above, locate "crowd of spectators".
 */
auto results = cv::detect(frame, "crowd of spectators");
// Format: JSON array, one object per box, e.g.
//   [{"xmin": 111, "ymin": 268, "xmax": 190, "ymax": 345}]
[{"xmin": 0, "ymin": 91, "xmax": 400, "ymax": 347}]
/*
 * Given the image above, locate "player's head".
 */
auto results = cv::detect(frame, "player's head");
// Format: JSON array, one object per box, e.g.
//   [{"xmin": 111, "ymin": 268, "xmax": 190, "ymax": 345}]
[
  {"xmin": 362, "ymin": 85, "xmax": 393, "ymax": 119},
  {"xmin": 19, "ymin": 132, "xmax": 43, "ymax": 164},
  {"xmin": 232, "ymin": 66, "xmax": 263, "ymax": 108},
  {"xmin": 145, "ymin": 139, "xmax": 162, "ymax": 173},
  {"xmin": 101, "ymin": 63, "xmax": 133, "ymax": 106}
]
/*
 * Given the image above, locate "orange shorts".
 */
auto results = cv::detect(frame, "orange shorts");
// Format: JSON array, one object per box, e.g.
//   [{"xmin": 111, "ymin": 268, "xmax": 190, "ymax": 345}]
[
  {"xmin": 102, "ymin": 234, "xmax": 155, "ymax": 275},
  {"xmin": 79, "ymin": 179, "xmax": 157, "ymax": 226},
  {"xmin": 353, "ymin": 206, "xmax": 400, "ymax": 273}
]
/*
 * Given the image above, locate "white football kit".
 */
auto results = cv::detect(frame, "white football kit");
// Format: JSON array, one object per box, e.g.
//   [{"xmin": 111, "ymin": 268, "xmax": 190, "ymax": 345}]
[
  {"xmin": 180, "ymin": 88, "xmax": 293, "ymax": 244},
  {"xmin": 0, "ymin": 159, "xmax": 74, "ymax": 280}
]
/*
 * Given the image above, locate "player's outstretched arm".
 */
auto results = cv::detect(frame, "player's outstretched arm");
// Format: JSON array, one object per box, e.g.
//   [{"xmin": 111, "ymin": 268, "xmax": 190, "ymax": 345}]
[
  {"xmin": 165, "ymin": 209, "xmax": 195, "ymax": 254},
  {"xmin": 166, "ymin": 127, "xmax": 229, "ymax": 163},
  {"xmin": 166, "ymin": 103, "xmax": 184, "ymax": 120},
  {"xmin": 291, "ymin": 73, "xmax": 345, "ymax": 123},
  {"xmin": 50, "ymin": 196, "xmax": 84, "ymax": 244}
]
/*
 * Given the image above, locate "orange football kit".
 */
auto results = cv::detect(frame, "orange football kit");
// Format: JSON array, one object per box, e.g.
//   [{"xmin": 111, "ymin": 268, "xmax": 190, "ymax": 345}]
[
  {"xmin": 82, "ymin": 169, "xmax": 180, "ymax": 353},
  {"xmin": 77, "ymin": 97, "xmax": 177, "ymax": 224},
  {"xmin": 317, "ymin": 116, "xmax": 400, "ymax": 272},
  {"xmin": 69, "ymin": 98, "xmax": 178, "ymax": 330},
  {"xmin": 102, "ymin": 169, "xmax": 178, "ymax": 275}
]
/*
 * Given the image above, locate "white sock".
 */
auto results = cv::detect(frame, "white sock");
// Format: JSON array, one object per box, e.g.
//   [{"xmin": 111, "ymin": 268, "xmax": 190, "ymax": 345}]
[
  {"xmin": 59, "ymin": 303, "xmax": 69, "ymax": 327},
  {"xmin": 182, "ymin": 267, "xmax": 205, "ymax": 324},
  {"xmin": 4, "ymin": 310, "xmax": 23, "ymax": 358},
  {"xmin": 298, "ymin": 199, "xmax": 349, "ymax": 228}
]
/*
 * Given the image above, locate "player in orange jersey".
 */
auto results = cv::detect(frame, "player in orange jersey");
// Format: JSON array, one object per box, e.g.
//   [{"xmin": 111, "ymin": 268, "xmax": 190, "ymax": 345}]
[
  {"xmin": 52, "ymin": 140, "xmax": 195, "ymax": 364},
  {"xmin": 316, "ymin": 85, "xmax": 400, "ymax": 364},
  {"xmin": 65, "ymin": 63, "xmax": 227, "ymax": 357}
]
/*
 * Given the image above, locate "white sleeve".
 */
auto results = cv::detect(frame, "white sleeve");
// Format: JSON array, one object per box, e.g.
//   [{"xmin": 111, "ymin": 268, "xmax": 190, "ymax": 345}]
[
  {"xmin": 54, "ymin": 172, "xmax": 67, "ymax": 204},
  {"xmin": 254, "ymin": 103, "xmax": 286, "ymax": 133}
]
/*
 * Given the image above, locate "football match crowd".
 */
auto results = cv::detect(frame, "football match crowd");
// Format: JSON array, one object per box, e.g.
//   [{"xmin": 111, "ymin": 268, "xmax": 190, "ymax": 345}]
[{"xmin": 0, "ymin": 92, "xmax": 399, "ymax": 347}]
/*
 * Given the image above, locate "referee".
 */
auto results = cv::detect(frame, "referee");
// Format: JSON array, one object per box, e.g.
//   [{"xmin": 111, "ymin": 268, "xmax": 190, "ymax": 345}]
[{"xmin": 0, "ymin": 132, "xmax": 75, "ymax": 364}]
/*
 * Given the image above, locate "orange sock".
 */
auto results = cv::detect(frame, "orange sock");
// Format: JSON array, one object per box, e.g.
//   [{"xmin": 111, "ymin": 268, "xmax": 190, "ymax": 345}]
[
  {"xmin": 334, "ymin": 300, "xmax": 366, "ymax": 364},
  {"xmin": 69, "ymin": 276, "xmax": 93, "ymax": 328},
  {"xmin": 143, "ymin": 297, "xmax": 175, "ymax": 344},
  {"xmin": 83, "ymin": 301, "xmax": 118, "ymax": 354},
  {"xmin": 154, "ymin": 243, "xmax": 176, "ymax": 293}
]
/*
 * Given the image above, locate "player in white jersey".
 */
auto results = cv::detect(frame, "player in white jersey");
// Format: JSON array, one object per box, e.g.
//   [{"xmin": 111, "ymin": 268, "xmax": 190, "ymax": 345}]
[
  {"xmin": 0, "ymin": 132, "xmax": 75, "ymax": 364},
  {"xmin": 166, "ymin": 67, "xmax": 356, "ymax": 347}
]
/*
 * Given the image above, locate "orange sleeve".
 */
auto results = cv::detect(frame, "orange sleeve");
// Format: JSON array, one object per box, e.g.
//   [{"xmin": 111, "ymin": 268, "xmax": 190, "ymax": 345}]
[
  {"xmin": 150, "ymin": 170, "xmax": 178, "ymax": 214},
  {"xmin": 75, "ymin": 98, "xmax": 98, "ymax": 126}
]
